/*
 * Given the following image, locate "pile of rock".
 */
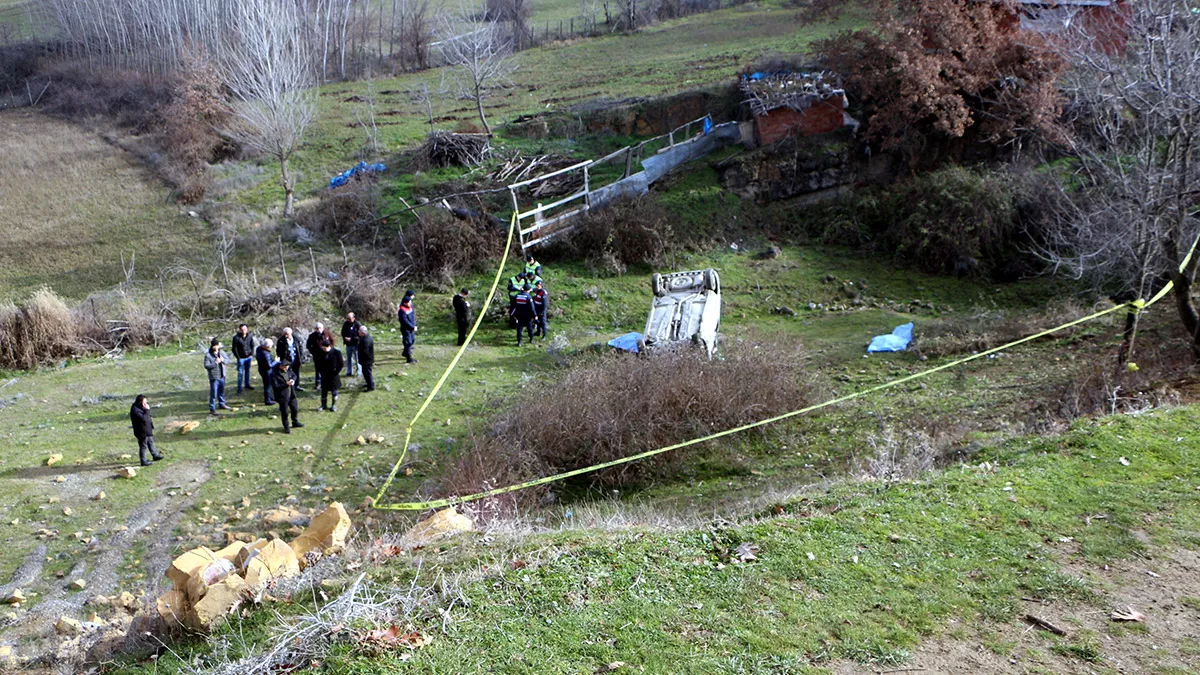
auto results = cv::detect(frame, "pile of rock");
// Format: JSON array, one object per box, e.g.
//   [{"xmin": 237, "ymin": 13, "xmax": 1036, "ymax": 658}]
[{"xmin": 156, "ymin": 502, "xmax": 351, "ymax": 632}]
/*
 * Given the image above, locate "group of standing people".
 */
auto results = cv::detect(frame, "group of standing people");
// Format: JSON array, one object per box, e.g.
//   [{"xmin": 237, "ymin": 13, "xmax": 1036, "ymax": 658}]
[
  {"xmin": 506, "ymin": 255, "xmax": 550, "ymax": 347},
  {"xmin": 203, "ymin": 314, "xmax": 379, "ymax": 433}
]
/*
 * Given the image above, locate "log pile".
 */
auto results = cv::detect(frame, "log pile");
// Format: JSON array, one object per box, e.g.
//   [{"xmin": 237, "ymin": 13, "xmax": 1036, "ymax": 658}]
[
  {"xmin": 491, "ymin": 154, "xmax": 584, "ymax": 197},
  {"xmin": 415, "ymin": 131, "xmax": 491, "ymax": 168}
]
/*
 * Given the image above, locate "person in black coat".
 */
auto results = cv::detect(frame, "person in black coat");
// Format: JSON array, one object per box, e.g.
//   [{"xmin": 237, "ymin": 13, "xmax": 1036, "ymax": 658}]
[
  {"xmin": 306, "ymin": 322, "xmax": 326, "ymax": 389},
  {"xmin": 398, "ymin": 291, "xmax": 417, "ymax": 363},
  {"xmin": 255, "ymin": 338, "xmax": 278, "ymax": 405},
  {"xmin": 316, "ymin": 340, "xmax": 344, "ymax": 411},
  {"xmin": 510, "ymin": 285, "xmax": 536, "ymax": 346},
  {"xmin": 277, "ymin": 327, "xmax": 306, "ymax": 391},
  {"xmin": 358, "ymin": 326, "xmax": 376, "ymax": 391},
  {"xmin": 231, "ymin": 324, "xmax": 256, "ymax": 394},
  {"xmin": 341, "ymin": 312, "xmax": 362, "ymax": 377},
  {"xmin": 130, "ymin": 394, "xmax": 163, "ymax": 466},
  {"xmin": 453, "ymin": 288, "xmax": 472, "ymax": 346},
  {"xmin": 270, "ymin": 360, "xmax": 304, "ymax": 433}
]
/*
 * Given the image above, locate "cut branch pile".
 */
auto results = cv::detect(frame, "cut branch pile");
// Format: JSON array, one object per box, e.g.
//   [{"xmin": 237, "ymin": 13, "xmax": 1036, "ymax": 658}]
[
  {"xmin": 492, "ymin": 154, "xmax": 584, "ymax": 197},
  {"xmin": 740, "ymin": 71, "xmax": 844, "ymax": 117},
  {"xmin": 415, "ymin": 131, "xmax": 491, "ymax": 168}
]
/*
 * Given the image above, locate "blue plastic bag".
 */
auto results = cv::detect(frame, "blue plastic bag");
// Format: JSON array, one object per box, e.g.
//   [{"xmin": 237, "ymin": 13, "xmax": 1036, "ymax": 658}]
[{"xmin": 867, "ymin": 323, "xmax": 913, "ymax": 353}]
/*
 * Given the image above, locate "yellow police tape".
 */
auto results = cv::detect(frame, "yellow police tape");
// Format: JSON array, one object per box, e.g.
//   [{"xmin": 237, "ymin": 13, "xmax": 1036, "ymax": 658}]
[{"xmin": 371, "ymin": 219, "xmax": 1199, "ymax": 512}]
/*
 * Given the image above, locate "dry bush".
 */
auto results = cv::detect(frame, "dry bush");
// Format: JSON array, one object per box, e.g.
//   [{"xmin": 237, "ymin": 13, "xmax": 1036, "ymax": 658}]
[
  {"xmin": 41, "ymin": 63, "xmax": 173, "ymax": 132},
  {"xmin": 441, "ymin": 344, "xmax": 814, "ymax": 511},
  {"xmin": 0, "ymin": 288, "xmax": 77, "ymax": 369},
  {"xmin": 330, "ymin": 267, "xmax": 404, "ymax": 322},
  {"xmin": 76, "ymin": 289, "xmax": 182, "ymax": 350},
  {"xmin": 542, "ymin": 196, "xmax": 675, "ymax": 275},
  {"xmin": 916, "ymin": 299, "xmax": 1091, "ymax": 358},
  {"xmin": 160, "ymin": 53, "xmax": 236, "ymax": 203},
  {"xmin": 394, "ymin": 209, "xmax": 506, "ymax": 287},
  {"xmin": 295, "ymin": 181, "xmax": 379, "ymax": 243},
  {"xmin": 1052, "ymin": 346, "xmax": 1187, "ymax": 421}
]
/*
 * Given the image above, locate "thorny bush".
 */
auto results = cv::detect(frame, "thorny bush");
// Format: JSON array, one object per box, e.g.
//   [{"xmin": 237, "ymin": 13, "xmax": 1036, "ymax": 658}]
[
  {"xmin": 394, "ymin": 210, "xmax": 506, "ymax": 288},
  {"xmin": 441, "ymin": 344, "xmax": 814, "ymax": 514}
]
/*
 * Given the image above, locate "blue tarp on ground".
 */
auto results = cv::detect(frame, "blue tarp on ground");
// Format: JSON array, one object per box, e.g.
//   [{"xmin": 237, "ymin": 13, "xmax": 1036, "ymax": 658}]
[
  {"xmin": 608, "ymin": 332, "xmax": 643, "ymax": 353},
  {"xmin": 867, "ymin": 323, "xmax": 913, "ymax": 353},
  {"xmin": 329, "ymin": 161, "xmax": 386, "ymax": 189}
]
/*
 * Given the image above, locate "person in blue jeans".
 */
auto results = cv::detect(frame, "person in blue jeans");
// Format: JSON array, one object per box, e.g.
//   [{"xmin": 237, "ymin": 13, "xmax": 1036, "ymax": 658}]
[
  {"xmin": 341, "ymin": 312, "xmax": 362, "ymax": 377},
  {"xmin": 231, "ymin": 324, "xmax": 256, "ymax": 394},
  {"xmin": 204, "ymin": 337, "xmax": 231, "ymax": 415}
]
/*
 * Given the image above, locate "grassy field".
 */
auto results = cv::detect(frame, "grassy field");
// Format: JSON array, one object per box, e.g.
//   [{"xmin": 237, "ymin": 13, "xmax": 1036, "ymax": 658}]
[{"xmin": 0, "ymin": 110, "xmax": 210, "ymax": 302}]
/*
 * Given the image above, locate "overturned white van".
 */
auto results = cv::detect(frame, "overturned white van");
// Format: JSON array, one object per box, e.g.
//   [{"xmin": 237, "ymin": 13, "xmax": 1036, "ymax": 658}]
[{"xmin": 643, "ymin": 268, "xmax": 721, "ymax": 358}]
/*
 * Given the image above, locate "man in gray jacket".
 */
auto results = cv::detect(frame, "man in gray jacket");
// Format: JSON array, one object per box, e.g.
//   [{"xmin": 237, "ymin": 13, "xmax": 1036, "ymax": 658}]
[{"xmin": 205, "ymin": 337, "xmax": 231, "ymax": 415}]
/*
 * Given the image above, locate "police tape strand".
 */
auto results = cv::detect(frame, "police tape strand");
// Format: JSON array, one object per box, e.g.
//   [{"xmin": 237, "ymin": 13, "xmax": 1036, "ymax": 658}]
[
  {"xmin": 371, "ymin": 227, "xmax": 1200, "ymax": 512},
  {"xmin": 371, "ymin": 212, "xmax": 518, "ymax": 508}
]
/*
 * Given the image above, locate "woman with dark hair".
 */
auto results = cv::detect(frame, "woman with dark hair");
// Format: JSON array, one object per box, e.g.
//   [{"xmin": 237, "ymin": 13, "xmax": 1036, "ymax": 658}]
[{"xmin": 130, "ymin": 395, "xmax": 163, "ymax": 466}]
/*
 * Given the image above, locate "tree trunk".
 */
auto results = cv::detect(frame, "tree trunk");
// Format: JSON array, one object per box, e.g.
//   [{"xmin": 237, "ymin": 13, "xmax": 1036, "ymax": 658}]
[
  {"xmin": 475, "ymin": 82, "xmax": 491, "ymax": 136},
  {"xmin": 281, "ymin": 153, "xmax": 296, "ymax": 217}
]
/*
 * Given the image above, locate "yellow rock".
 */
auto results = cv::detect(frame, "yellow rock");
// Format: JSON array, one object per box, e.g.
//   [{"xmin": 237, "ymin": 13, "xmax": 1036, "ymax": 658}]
[
  {"xmin": 405, "ymin": 507, "xmax": 474, "ymax": 545},
  {"xmin": 46, "ymin": 454, "xmax": 63, "ymax": 466},
  {"xmin": 55, "ymin": 616, "xmax": 82, "ymax": 635},
  {"xmin": 262, "ymin": 507, "xmax": 305, "ymax": 528},
  {"xmin": 180, "ymin": 421, "xmax": 200, "ymax": 435},
  {"xmin": 214, "ymin": 541, "xmax": 247, "ymax": 563},
  {"xmin": 292, "ymin": 502, "xmax": 351, "ymax": 557},
  {"xmin": 156, "ymin": 589, "xmax": 188, "ymax": 626},
  {"xmin": 165, "ymin": 547, "xmax": 219, "ymax": 589},
  {"xmin": 186, "ymin": 574, "xmax": 246, "ymax": 631},
  {"xmin": 117, "ymin": 591, "xmax": 137, "ymax": 610},
  {"xmin": 93, "ymin": 491, "xmax": 105, "ymax": 501},
  {"xmin": 69, "ymin": 579, "xmax": 86, "ymax": 591},
  {"xmin": 116, "ymin": 466, "xmax": 137, "ymax": 479},
  {"xmin": 256, "ymin": 539, "xmax": 301, "ymax": 579},
  {"xmin": 4, "ymin": 589, "xmax": 25, "ymax": 604},
  {"xmin": 355, "ymin": 435, "xmax": 367, "ymax": 446}
]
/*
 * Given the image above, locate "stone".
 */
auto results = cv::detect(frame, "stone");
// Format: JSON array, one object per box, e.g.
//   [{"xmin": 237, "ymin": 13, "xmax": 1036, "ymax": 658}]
[
  {"xmin": 262, "ymin": 507, "xmax": 307, "ymax": 528},
  {"xmin": 69, "ymin": 579, "xmax": 87, "ymax": 591},
  {"xmin": 255, "ymin": 539, "xmax": 301, "ymax": 579},
  {"xmin": 405, "ymin": 507, "xmax": 474, "ymax": 545},
  {"xmin": 55, "ymin": 616, "xmax": 83, "ymax": 635},
  {"xmin": 4, "ymin": 589, "xmax": 26, "ymax": 604},
  {"xmin": 116, "ymin": 466, "xmax": 137, "ymax": 479},
  {"xmin": 367, "ymin": 433, "xmax": 384, "ymax": 444},
  {"xmin": 179, "ymin": 421, "xmax": 200, "ymax": 435},
  {"xmin": 156, "ymin": 589, "xmax": 188, "ymax": 626},
  {"xmin": 117, "ymin": 591, "xmax": 138, "ymax": 611},
  {"xmin": 186, "ymin": 574, "xmax": 247, "ymax": 631},
  {"xmin": 291, "ymin": 502, "xmax": 350, "ymax": 558},
  {"xmin": 46, "ymin": 453, "xmax": 63, "ymax": 466},
  {"xmin": 93, "ymin": 491, "xmax": 105, "ymax": 501},
  {"xmin": 355, "ymin": 435, "xmax": 368, "ymax": 446},
  {"xmin": 213, "ymin": 541, "xmax": 247, "ymax": 563},
  {"xmin": 165, "ymin": 547, "xmax": 220, "ymax": 589},
  {"xmin": 185, "ymin": 558, "xmax": 235, "ymax": 603}
]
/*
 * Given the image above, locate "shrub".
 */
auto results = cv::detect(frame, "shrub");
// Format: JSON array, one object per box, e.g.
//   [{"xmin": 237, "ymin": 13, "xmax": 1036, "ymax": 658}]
[
  {"xmin": 330, "ymin": 268, "xmax": 402, "ymax": 322},
  {"xmin": 542, "ymin": 196, "xmax": 675, "ymax": 275},
  {"xmin": 440, "ymin": 344, "xmax": 813, "ymax": 513},
  {"xmin": 295, "ymin": 181, "xmax": 380, "ymax": 243},
  {"xmin": 394, "ymin": 210, "xmax": 507, "ymax": 287},
  {"xmin": 0, "ymin": 288, "xmax": 77, "ymax": 369},
  {"xmin": 160, "ymin": 54, "xmax": 236, "ymax": 203}
]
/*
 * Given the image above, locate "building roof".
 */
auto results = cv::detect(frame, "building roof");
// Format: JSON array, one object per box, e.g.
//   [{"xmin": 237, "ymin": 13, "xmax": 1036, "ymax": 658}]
[{"xmin": 740, "ymin": 71, "xmax": 844, "ymax": 117}]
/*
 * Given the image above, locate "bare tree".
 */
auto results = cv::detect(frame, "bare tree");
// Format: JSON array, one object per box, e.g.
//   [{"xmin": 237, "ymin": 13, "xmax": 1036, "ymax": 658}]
[
  {"xmin": 218, "ymin": 0, "xmax": 318, "ymax": 217},
  {"xmin": 1038, "ymin": 0, "xmax": 1200, "ymax": 357},
  {"xmin": 437, "ymin": 6, "xmax": 516, "ymax": 136}
]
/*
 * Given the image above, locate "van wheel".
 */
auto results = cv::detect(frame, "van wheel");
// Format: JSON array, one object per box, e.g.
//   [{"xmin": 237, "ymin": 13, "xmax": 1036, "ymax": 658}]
[
  {"xmin": 651, "ymin": 273, "xmax": 666, "ymax": 297},
  {"xmin": 703, "ymin": 269, "xmax": 719, "ymax": 293}
]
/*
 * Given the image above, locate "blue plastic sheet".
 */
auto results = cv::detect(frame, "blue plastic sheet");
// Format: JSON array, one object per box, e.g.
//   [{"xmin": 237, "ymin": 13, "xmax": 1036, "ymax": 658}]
[
  {"xmin": 329, "ymin": 161, "xmax": 386, "ymax": 189},
  {"xmin": 867, "ymin": 323, "xmax": 913, "ymax": 353},
  {"xmin": 608, "ymin": 332, "xmax": 643, "ymax": 353}
]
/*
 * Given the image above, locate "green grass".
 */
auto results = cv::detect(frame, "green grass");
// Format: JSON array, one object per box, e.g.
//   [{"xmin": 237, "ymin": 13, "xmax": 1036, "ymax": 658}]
[{"xmin": 104, "ymin": 403, "xmax": 1200, "ymax": 673}]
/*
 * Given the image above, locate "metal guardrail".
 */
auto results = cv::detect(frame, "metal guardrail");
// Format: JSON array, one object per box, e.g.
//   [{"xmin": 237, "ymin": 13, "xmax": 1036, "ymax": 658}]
[{"xmin": 510, "ymin": 115, "xmax": 712, "ymax": 251}]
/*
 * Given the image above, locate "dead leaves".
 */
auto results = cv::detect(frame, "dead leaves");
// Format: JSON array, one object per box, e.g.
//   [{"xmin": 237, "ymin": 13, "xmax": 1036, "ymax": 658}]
[
  {"xmin": 733, "ymin": 543, "xmax": 759, "ymax": 563},
  {"xmin": 358, "ymin": 625, "xmax": 431, "ymax": 657}
]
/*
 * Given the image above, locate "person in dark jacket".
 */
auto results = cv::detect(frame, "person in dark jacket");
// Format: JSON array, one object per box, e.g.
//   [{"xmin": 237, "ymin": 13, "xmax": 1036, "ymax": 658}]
[
  {"xmin": 531, "ymin": 281, "xmax": 548, "ymax": 339},
  {"xmin": 130, "ymin": 394, "xmax": 163, "ymax": 466},
  {"xmin": 204, "ymin": 337, "xmax": 231, "ymax": 415},
  {"xmin": 255, "ymin": 338, "xmax": 278, "ymax": 405},
  {"xmin": 398, "ymin": 291, "xmax": 417, "ymax": 364},
  {"xmin": 358, "ymin": 325, "xmax": 375, "ymax": 391},
  {"xmin": 510, "ymin": 284, "xmax": 536, "ymax": 346},
  {"xmin": 341, "ymin": 312, "xmax": 362, "ymax": 378},
  {"xmin": 306, "ymin": 322, "xmax": 326, "ymax": 389},
  {"xmin": 277, "ymin": 327, "xmax": 305, "ymax": 391},
  {"xmin": 270, "ymin": 359, "xmax": 304, "ymax": 433},
  {"xmin": 316, "ymin": 340, "xmax": 344, "ymax": 411},
  {"xmin": 231, "ymin": 324, "xmax": 256, "ymax": 394},
  {"xmin": 453, "ymin": 288, "xmax": 472, "ymax": 346}
]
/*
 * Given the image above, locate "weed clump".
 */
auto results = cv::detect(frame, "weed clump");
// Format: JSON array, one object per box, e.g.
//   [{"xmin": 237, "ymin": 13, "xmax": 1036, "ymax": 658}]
[
  {"xmin": 394, "ymin": 210, "xmax": 507, "ymax": 287},
  {"xmin": 442, "ymin": 345, "xmax": 813, "ymax": 512},
  {"xmin": 542, "ymin": 196, "xmax": 676, "ymax": 275}
]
